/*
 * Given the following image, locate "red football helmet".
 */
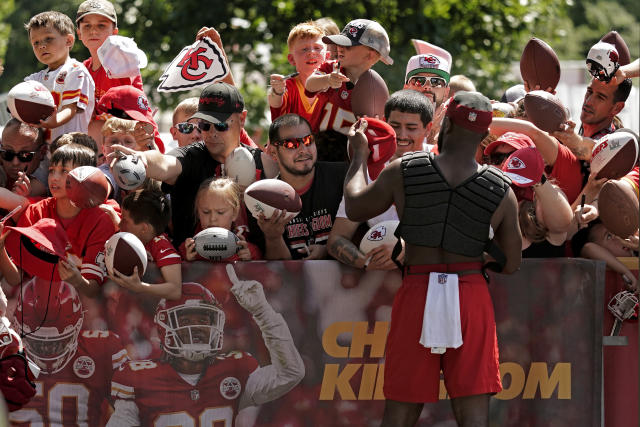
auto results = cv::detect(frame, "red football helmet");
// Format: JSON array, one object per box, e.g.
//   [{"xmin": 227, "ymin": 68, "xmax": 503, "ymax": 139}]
[
  {"xmin": 0, "ymin": 316, "xmax": 23, "ymax": 358},
  {"xmin": 155, "ymin": 282, "xmax": 225, "ymax": 361},
  {"xmin": 12, "ymin": 278, "xmax": 83, "ymax": 374}
]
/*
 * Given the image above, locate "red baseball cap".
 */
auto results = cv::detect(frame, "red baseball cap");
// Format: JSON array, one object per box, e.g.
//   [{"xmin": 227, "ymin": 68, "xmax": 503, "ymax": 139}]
[
  {"xmin": 501, "ymin": 147, "xmax": 545, "ymax": 187},
  {"xmin": 5, "ymin": 218, "xmax": 72, "ymax": 282},
  {"xmin": 484, "ymin": 132, "xmax": 535, "ymax": 156},
  {"xmin": 95, "ymin": 86, "xmax": 165, "ymax": 153},
  {"xmin": 363, "ymin": 118, "xmax": 397, "ymax": 180}
]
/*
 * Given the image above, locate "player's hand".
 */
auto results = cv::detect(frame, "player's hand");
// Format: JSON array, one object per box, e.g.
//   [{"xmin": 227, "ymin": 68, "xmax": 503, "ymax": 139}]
[
  {"xmin": 133, "ymin": 121, "xmax": 155, "ymax": 151},
  {"xmin": 110, "ymin": 266, "xmax": 144, "ymax": 292},
  {"xmin": 12, "ymin": 172, "xmax": 31, "ymax": 197},
  {"xmin": 347, "ymin": 119, "xmax": 370, "ymax": 156},
  {"xmin": 0, "ymin": 353, "xmax": 36, "ymax": 411},
  {"xmin": 524, "ymin": 81, "xmax": 556, "ymax": 94},
  {"xmin": 573, "ymin": 203, "xmax": 598, "ymax": 229},
  {"xmin": 364, "ymin": 245, "xmax": 398, "ymax": 270},
  {"xmin": 298, "ymin": 243, "xmax": 327, "ymax": 260},
  {"xmin": 622, "ymin": 273, "xmax": 638, "ymax": 294},
  {"xmin": 226, "ymin": 263, "xmax": 269, "ymax": 316},
  {"xmin": 257, "ymin": 209, "xmax": 289, "ymax": 239},
  {"xmin": 184, "ymin": 237, "xmax": 198, "ymax": 261},
  {"xmin": 236, "ymin": 239, "xmax": 252, "ymax": 261},
  {"xmin": 107, "ymin": 145, "xmax": 148, "ymax": 171},
  {"xmin": 608, "ymin": 67, "xmax": 628, "ymax": 86},
  {"xmin": 269, "ymin": 74, "xmax": 286, "ymax": 96}
]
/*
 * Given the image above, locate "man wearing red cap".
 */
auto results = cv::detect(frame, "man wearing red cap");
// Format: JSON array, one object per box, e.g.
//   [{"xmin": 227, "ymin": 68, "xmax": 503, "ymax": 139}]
[{"xmin": 344, "ymin": 91, "xmax": 521, "ymax": 426}]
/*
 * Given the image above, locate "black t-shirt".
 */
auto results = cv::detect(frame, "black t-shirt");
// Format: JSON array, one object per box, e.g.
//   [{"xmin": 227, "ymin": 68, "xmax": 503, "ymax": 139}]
[
  {"xmin": 282, "ymin": 161, "xmax": 348, "ymax": 259},
  {"xmin": 162, "ymin": 142, "xmax": 263, "ymax": 247}
]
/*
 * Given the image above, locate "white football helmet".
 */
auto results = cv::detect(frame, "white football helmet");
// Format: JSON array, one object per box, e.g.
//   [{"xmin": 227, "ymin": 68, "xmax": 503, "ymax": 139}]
[
  {"xmin": 155, "ymin": 282, "xmax": 225, "ymax": 361},
  {"xmin": 586, "ymin": 41, "xmax": 620, "ymax": 82}
]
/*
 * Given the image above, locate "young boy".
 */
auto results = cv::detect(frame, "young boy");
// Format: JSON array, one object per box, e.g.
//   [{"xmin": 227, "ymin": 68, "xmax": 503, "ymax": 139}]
[
  {"xmin": 269, "ymin": 22, "xmax": 327, "ymax": 122},
  {"xmin": 0, "ymin": 144, "xmax": 114, "ymax": 297},
  {"xmin": 108, "ymin": 189, "xmax": 182, "ymax": 300},
  {"xmin": 305, "ymin": 19, "xmax": 393, "ymax": 160},
  {"xmin": 25, "ymin": 11, "xmax": 95, "ymax": 143}
]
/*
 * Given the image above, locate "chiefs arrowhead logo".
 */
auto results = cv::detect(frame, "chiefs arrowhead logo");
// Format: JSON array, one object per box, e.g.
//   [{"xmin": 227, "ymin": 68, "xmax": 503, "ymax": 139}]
[
  {"xmin": 368, "ymin": 225, "xmax": 387, "ymax": 241},
  {"xmin": 507, "ymin": 156, "xmax": 525, "ymax": 170},
  {"xmin": 419, "ymin": 55, "xmax": 440, "ymax": 67}
]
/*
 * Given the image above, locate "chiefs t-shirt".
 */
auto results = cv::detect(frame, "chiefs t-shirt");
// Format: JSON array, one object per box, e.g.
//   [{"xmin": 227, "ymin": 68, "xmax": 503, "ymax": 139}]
[
  {"xmin": 84, "ymin": 57, "xmax": 143, "ymax": 113},
  {"xmin": 270, "ymin": 75, "xmax": 318, "ymax": 122}
]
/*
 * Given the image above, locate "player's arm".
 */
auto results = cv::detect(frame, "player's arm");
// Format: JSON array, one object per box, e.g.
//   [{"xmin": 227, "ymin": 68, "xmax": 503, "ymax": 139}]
[
  {"xmin": 550, "ymin": 121, "xmax": 595, "ymax": 161},
  {"xmin": 305, "ymin": 63, "xmax": 349, "ymax": 93},
  {"xmin": 491, "ymin": 188, "xmax": 522, "ymax": 274},
  {"xmin": 533, "ymin": 178, "xmax": 573, "ymax": 233},
  {"xmin": 327, "ymin": 217, "xmax": 368, "ymax": 268},
  {"xmin": 226, "ymin": 265, "xmax": 304, "ymax": 409},
  {"xmin": 108, "ymin": 145, "xmax": 182, "ymax": 185},
  {"xmin": 343, "ymin": 120, "xmax": 396, "ymax": 222},
  {"xmin": 490, "ymin": 117, "xmax": 559, "ymax": 166}
]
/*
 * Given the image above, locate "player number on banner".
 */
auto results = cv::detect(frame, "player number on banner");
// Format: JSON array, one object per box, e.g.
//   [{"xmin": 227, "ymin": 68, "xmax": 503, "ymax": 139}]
[
  {"xmin": 154, "ymin": 406, "xmax": 233, "ymax": 427},
  {"xmin": 9, "ymin": 382, "xmax": 90, "ymax": 426}
]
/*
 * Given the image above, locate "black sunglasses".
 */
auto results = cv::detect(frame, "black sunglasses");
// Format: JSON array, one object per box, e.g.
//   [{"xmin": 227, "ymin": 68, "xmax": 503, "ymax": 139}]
[
  {"xmin": 273, "ymin": 134, "xmax": 314, "ymax": 149},
  {"xmin": 197, "ymin": 120, "xmax": 230, "ymax": 132},
  {"xmin": 0, "ymin": 149, "xmax": 36, "ymax": 162},
  {"xmin": 489, "ymin": 151, "xmax": 513, "ymax": 166},
  {"xmin": 407, "ymin": 75, "xmax": 447, "ymax": 88},
  {"xmin": 176, "ymin": 122, "xmax": 200, "ymax": 134}
]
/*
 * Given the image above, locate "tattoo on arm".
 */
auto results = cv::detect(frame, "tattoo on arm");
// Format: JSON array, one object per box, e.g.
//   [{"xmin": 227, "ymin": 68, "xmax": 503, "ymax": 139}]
[{"xmin": 329, "ymin": 237, "xmax": 364, "ymax": 267}]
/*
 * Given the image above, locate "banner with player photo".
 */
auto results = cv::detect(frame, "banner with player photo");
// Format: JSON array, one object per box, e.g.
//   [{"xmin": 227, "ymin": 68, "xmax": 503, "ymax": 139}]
[{"xmin": 81, "ymin": 258, "xmax": 603, "ymax": 426}]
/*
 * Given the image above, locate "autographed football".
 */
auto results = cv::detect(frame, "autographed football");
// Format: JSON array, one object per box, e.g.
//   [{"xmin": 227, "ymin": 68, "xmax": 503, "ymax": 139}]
[
  {"xmin": 359, "ymin": 220, "xmax": 399, "ymax": 254},
  {"xmin": 104, "ymin": 232, "xmax": 147, "ymax": 278},
  {"xmin": 520, "ymin": 38, "xmax": 561, "ymax": 91},
  {"xmin": 225, "ymin": 146, "xmax": 256, "ymax": 187},
  {"xmin": 601, "ymin": 31, "xmax": 631, "ymax": 66},
  {"xmin": 194, "ymin": 227, "xmax": 239, "ymax": 261},
  {"xmin": 66, "ymin": 166, "xmax": 110, "ymax": 209},
  {"xmin": 591, "ymin": 130, "xmax": 638, "ymax": 180},
  {"xmin": 598, "ymin": 179, "xmax": 639, "ymax": 238},
  {"xmin": 7, "ymin": 81, "xmax": 55, "ymax": 125},
  {"xmin": 351, "ymin": 69, "xmax": 389, "ymax": 119},
  {"xmin": 112, "ymin": 154, "xmax": 146, "ymax": 190},
  {"xmin": 244, "ymin": 179, "xmax": 302, "ymax": 222},
  {"xmin": 523, "ymin": 91, "xmax": 568, "ymax": 133}
]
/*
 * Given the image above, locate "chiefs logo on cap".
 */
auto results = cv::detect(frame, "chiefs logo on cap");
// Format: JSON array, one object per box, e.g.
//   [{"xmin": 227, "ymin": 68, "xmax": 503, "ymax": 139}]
[
  {"xmin": 137, "ymin": 95, "xmax": 151, "ymax": 112},
  {"xmin": 419, "ymin": 55, "xmax": 440, "ymax": 67},
  {"xmin": 507, "ymin": 156, "xmax": 526, "ymax": 170},
  {"xmin": 348, "ymin": 26, "xmax": 358, "ymax": 36}
]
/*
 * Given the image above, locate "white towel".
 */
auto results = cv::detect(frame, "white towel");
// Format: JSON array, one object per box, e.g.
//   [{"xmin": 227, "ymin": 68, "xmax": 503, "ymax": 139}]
[{"xmin": 419, "ymin": 272, "xmax": 463, "ymax": 353}]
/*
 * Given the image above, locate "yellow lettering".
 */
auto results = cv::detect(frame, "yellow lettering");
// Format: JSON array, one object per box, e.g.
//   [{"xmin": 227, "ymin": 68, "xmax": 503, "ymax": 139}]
[
  {"xmin": 322, "ymin": 322, "xmax": 353, "ymax": 358},
  {"xmin": 495, "ymin": 362, "xmax": 526, "ymax": 400},
  {"xmin": 358, "ymin": 364, "xmax": 378, "ymax": 400},
  {"xmin": 319, "ymin": 364, "xmax": 360, "ymax": 400},
  {"xmin": 349, "ymin": 322, "xmax": 388, "ymax": 358},
  {"xmin": 523, "ymin": 362, "xmax": 571, "ymax": 399},
  {"xmin": 374, "ymin": 364, "xmax": 385, "ymax": 400}
]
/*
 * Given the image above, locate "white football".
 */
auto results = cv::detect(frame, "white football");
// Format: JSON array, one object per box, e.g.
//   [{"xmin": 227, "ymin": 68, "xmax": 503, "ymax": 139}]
[
  {"xmin": 194, "ymin": 227, "xmax": 239, "ymax": 261},
  {"xmin": 244, "ymin": 179, "xmax": 302, "ymax": 222},
  {"xmin": 112, "ymin": 154, "xmax": 146, "ymax": 190},
  {"xmin": 8, "ymin": 81, "xmax": 55, "ymax": 124},
  {"xmin": 359, "ymin": 220, "xmax": 400, "ymax": 254},
  {"xmin": 225, "ymin": 146, "xmax": 256, "ymax": 187},
  {"xmin": 104, "ymin": 232, "xmax": 147, "ymax": 278}
]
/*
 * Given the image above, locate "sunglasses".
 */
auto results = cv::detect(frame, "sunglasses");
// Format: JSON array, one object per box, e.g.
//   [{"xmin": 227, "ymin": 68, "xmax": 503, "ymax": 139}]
[
  {"xmin": 0, "ymin": 149, "xmax": 37, "ymax": 162},
  {"xmin": 175, "ymin": 122, "xmax": 200, "ymax": 134},
  {"xmin": 273, "ymin": 134, "xmax": 314, "ymax": 149},
  {"xmin": 489, "ymin": 151, "xmax": 513, "ymax": 166},
  {"xmin": 407, "ymin": 75, "xmax": 447, "ymax": 88},
  {"xmin": 197, "ymin": 120, "xmax": 230, "ymax": 133}
]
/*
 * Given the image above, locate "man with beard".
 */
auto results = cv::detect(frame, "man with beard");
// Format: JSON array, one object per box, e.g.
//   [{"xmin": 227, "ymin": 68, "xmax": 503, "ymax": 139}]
[
  {"xmin": 0, "ymin": 119, "xmax": 47, "ymax": 196},
  {"xmin": 259, "ymin": 113, "xmax": 347, "ymax": 260}
]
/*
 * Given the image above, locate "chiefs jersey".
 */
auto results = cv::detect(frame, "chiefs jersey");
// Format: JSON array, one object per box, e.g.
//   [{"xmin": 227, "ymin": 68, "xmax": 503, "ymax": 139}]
[
  {"xmin": 10, "ymin": 331, "xmax": 128, "ymax": 426},
  {"xmin": 145, "ymin": 233, "xmax": 181, "ymax": 268},
  {"xmin": 270, "ymin": 76, "xmax": 318, "ymax": 122},
  {"xmin": 111, "ymin": 351, "xmax": 258, "ymax": 426},
  {"xmin": 305, "ymin": 61, "xmax": 356, "ymax": 135},
  {"xmin": 84, "ymin": 57, "xmax": 143, "ymax": 114}
]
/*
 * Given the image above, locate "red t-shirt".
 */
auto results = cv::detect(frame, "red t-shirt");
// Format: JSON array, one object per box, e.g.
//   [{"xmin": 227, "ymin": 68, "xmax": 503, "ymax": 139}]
[
  {"xmin": 145, "ymin": 233, "xmax": 181, "ymax": 268},
  {"xmin": 84, "ymin": 58, "xmax": 143, "ymax": 113},
  {"xmin": 270, "ymin": 75, "xmax": 319, "ymax": 122},
  {"xmin": 548, "ymin": 144, "xmax": 584, "ymax": 204}
]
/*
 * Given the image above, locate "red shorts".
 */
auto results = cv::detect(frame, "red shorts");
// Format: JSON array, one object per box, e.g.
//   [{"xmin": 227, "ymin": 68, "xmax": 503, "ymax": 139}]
[{"xmin": 383, "ymin": 263, "xmax": 502, "ymax": 402}]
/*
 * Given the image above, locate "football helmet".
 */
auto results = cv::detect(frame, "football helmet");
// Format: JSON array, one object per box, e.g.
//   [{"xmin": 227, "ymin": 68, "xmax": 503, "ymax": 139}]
[
  {"xmin": 0, "ymin": 316, "xmax": 23, "ymax": 358},
  {"xmin": 13, "ymin": 279, "xmax": 83, "ymax": 374},
  {"xmin": 586, "ymin": 41, "xmax": 620, "ymax": 82},
  {"xmin": 155, "ymin": 282, "xmax": 225, "ymax": 361}
]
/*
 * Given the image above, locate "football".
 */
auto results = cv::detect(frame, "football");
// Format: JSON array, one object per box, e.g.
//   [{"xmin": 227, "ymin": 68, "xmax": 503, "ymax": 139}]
[
  {"xmin": 244, "ymin": 179, "xmax": 302, "ymax": 222},
  {"xmin": 601, "ymin": 31, "xmax": 631, "ymax": 66},
  {"xmin": 591, "ymin": 130, "xmax": 638, "ymax": 180},
  {"xmin": 66, "ymin": 166, "xmax": 110, "ymax": 209},
  {"xmin": 225, "ymin": 146, "xmax": 256, "ymax": 187},
  {"xmin": 351, "ymin": 69, "xmax": 389, "ymax": 119},
  {"xmin": 194, "ymin": 227, "xmax": 239, "ymax": 261},
  {"xmin": 104, "ymin": 232, "xmax": 147, "ymax": 278},
  {"xmin": 520, "ymin": 38, "xmax": 561, "ymax": 91},
  {"xmin": 523, "ymin": 91, "xmax": 568, "ymax": 133},
  {"xmin": 112, "ymin": 154, "xmax": 146, "ymax": 190},
  {"xmin": 360, "ymin": 220, "xmax": 400, "ymax": 254},
  {"xmin": 598, "ymin": 179, "xmax": 639, "ymax": 238},
  {"xmin": 7, "ymin": 81, "xmax": 55, "ymax": 125}
]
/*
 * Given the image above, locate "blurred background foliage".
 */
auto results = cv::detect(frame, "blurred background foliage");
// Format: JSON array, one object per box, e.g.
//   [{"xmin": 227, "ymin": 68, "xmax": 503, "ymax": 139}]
[{"xmin": 1, "ymin": 0, "xmax": 638, "ymax": 142}]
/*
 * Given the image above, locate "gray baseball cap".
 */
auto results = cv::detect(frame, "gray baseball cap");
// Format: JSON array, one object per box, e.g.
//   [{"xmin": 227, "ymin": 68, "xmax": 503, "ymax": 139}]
[
  {"xmin": 323, "ymin": 19, "xmax": 393, "ymax": 65},
  {"xmin": 76, "ymin": 0, "xmax": 117, "ymax": 25}
]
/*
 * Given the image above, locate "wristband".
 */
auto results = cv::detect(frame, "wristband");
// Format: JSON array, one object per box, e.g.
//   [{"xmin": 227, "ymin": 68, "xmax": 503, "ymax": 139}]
[{"xmin": 271, "ymin": 87, "xmax": 284, "ymax": 96}]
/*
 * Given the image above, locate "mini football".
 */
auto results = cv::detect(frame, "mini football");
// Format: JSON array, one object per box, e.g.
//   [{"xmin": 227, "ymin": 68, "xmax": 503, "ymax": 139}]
[
  {"xmin": 360, "ymin": 220, "xmax": 399, "ymax": 254},
  {"xmin": 598, "ymin": 179, "xmax": 639, "ymax": 238},
  {"xmin": 351, "ymin": 69, "xmax": 389, "ymax": 118},
  {"xmin": 112, "ymin": 154, "xmax": 146, "ymax": 190},
  {"xmin": 66, "ymin": 166, "xmax": 110, "ymax": 209},
  {"xmin": 520, "ymin": 38, "xmax": 561, "ymax": 91},
  {"xmin": 591, "ymin": 130, "xmax": 638, "ymax": 180},
  {"xmin": 0, "ymin": 317, "xmax": 23, "ymax": 358},
  {"xmin": 244, "ymin": 179, "xmax": 302, "ymax": 222},
  {"xmin": 194, "ymin": 227, "xmax": 239, "ymax": 261},
  {"xmin": 523, "ymin": 91, "xmax": 568, "ymax": 133},
  {"xmin": 601, "ymin": 31, "xmax": 630, "ymax": 66},
  {"xmin": 225, "ymin": 146, "xmax": 256, "ymax": 187},
  {"xmin": 7, "ymin": 81, "xmax": 55, "ymax": 125},
  {"xmin": 104, "ymin": 232, "xmax": 147, "ymax": 278}
]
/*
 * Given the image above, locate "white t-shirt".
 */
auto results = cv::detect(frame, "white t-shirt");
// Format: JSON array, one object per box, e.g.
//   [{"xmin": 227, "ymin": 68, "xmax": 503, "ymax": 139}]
[
  {"xmin": 26, "ymin": 57, "xmax": 95, "ymax": 142},
  {"xmin": 336, "ymin": 196, "xmax": 398, "ymax": 228}
]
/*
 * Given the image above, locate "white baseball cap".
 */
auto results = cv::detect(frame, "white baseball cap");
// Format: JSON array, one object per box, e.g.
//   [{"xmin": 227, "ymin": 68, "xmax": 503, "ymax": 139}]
[
  {"xmin": 97, "ymin": 35, "xmax": 148, "ymax": 79},
  {"xmin": 405, "ymin": 52, "xmax": 451, "ymax": 83}
]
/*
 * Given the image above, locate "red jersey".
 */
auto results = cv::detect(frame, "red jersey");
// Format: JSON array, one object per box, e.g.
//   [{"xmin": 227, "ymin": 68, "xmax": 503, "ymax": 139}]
[
  {"xmin": 305, "ymin": 61, "xmax": 357, "ymax": 135},
  {"xmin": 84, "ymin": 58, "xmax": 143, "ymax": 114},
  {"xmin": 10, "ymin": 331, "xmax": 127, "ymax": 426},
  {"xmin": 270, "ymin": 76, "xmax": 319, "ymax": 122},
  {"xmin": 111, "ymin": 351, "xmax": 258, "ymax": 426},
  {"xmin": 145, "ymin": 233, "xmax": 181, "ymax": 268},
  {"xmin": 548, "ymin": 143, "xmax": 584, "ymax": 204},
  {"xmin": 17, "ymin": 198, "xmax": 115, "ymax": 284}
]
